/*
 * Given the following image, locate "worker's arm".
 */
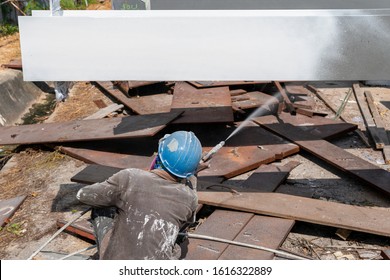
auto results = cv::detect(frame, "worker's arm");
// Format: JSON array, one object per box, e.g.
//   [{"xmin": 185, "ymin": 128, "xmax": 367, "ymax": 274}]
[{"xmin": 76, "ymin": 170, "xmax": 126, "ymax": 208}]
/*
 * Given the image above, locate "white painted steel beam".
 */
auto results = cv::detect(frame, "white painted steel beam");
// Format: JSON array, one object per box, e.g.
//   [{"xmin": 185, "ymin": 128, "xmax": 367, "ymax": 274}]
[{"xmin": 19, "ymin": 10, "xmax": 390, "ymax": 81}]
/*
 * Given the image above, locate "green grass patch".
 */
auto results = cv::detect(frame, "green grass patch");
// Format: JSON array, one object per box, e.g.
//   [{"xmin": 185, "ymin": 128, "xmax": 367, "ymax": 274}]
[{"xmin": 0, "ymin": 24, "xmax": 18, "ymax": 37}]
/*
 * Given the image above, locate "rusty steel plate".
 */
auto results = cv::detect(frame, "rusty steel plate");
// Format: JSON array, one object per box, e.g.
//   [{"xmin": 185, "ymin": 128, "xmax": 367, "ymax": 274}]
[
  {"xmin": 256, "ymin": 113, "xmax": 357, "ymax": 140},
  {"xmin": 0, "ymin": 196, "xmax": 27, "ymax": 226},
  {"xmin": 57, "ymin": 219, "xmax": 95, "ymax": 241},
  {"xmin": 0, "ymin": 111, "xmax": 182, "ymax": 145},
  {"xmin": 58, "ymin": 146, "xmax": 153, "ymax": 170},
  {"xmin": 188, "ymin": 81, "xmax": 269, "ymax": 88},
  {"xmin": 240, "ymin": 161, "xmax": 301, "ymax": 192},
  {"xmin": 124, "ymin": 94, "xmax": 172, "ymax": 115},
  {"xmin": 184, "ymin": 210, "xmax": 254, "ymax": 260},
  {"xmin": 232, "ymin": 91, "xmax": 279, "ymax": 110},
  {"xmin": 254, "ymin": 119, "xmax": 390, "ymax": 197},
  {"xmin": 71, "ymin": 164, "xmax": 122, "ymax": 184},
  {"xmin": 198, "ymin": 123, "xmax": 299, "ymax": 179},
  {"xmin": 171, "ymin": 82, "xmax": 233, "ymax": 124},
  {"xmin": 219, "ymin": 215, "xmax": 295, "ymax": 260}
]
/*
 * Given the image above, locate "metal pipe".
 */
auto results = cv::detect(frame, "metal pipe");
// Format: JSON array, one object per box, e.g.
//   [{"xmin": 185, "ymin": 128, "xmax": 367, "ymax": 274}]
[{"xmin": 179, "ymin": 232, "xmax": 309, "ymax": 260}]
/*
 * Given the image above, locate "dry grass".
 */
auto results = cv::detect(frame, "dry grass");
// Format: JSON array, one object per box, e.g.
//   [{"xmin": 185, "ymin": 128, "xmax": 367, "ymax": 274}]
[
  {"xmin": 0, "ymin": 33, "xmax": 21, "ymax": 66},
  {"xmin": 47, "ymin": 82, "xmax": 113, "ymax": 123}
]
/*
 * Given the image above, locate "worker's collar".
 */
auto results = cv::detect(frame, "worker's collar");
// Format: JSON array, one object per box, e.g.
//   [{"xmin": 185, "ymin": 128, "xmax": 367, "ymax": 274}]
[{"xmin": 150, "ymin": 169, "xmax": 180, "ymax": 183}]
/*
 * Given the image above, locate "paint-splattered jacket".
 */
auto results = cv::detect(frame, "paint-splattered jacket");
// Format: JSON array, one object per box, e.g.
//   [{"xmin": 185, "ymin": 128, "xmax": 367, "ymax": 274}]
[{"xmin": 77, "ymin": 168, "xmax": 198, "ymax": 260}]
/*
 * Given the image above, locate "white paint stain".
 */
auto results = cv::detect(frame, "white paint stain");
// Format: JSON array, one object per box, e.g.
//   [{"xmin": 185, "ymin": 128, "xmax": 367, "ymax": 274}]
[
  {"xmin": 0, "ymin": 114, "xmax": 6, "ymax": 126},
  {"xmin": 0, "ymin": 206, "xmax": 14, "ymax": 216},
  {"xmin": 167, "ymin": 138, "xmax": 179, "ymax": 152}
]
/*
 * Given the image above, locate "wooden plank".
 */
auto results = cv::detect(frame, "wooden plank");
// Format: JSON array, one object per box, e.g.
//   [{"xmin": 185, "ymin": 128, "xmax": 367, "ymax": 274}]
[
  {"xmin": 184, "ymin": 210, "xmax": 254, "ymax": 260},
  {"xmin": 219, "ymin": 215, "xmax": 295, "ymax": 260},
  {"xmin": 241, "ymin": 161, "xmax": 300, "ymax": 192},
  {"xmin": 198, "ymin": 123, "xmax": 299, "ymax": 180},
  {"xmin": 253, "ymin": 117, "xmax": 390, "ymax": 197},
  {"xmin": 197, "ymin": 190, "xmax": 390, "ymax": 237},
  {"xmin": 0, "ymin": 111, "xmax": 182, "ymax": 145},
  {"xmin": 58, "ymin": 147, "xmax": 153, "ymax": 170},
  {"xmin": 0, "ymin": 196, "xmax": 27, "ymax": 227},
  {"xmin": 232, "ymin": 91, "xmax": 279, "ymax": 110},
  {"xmin": 273, "ymin": 81, "xmax": 296, "ymax": 114},
  {"xmin": 353, "ymin": 84, "xmax": 384, "ymax": 149},
  {"xmin": 83, "ymin": 103, "xmax": 124, "ymax": 120},
  {"xmin": 171, "ymin": 82, "xmax": 233, "ymax": 124},
  {"xmin": 365, "ymin": 90, "xmax": 390, "ymax": 163}
]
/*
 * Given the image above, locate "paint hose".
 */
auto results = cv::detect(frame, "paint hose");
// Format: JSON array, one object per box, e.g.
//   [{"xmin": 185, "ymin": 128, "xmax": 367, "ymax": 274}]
[
  {"xmin": 27, "ymin": 208, "xmax": 91, "ymax": 260},
  {"xmin": 178, "ymin": 232, "xmax": 309, "ymax": 260}
]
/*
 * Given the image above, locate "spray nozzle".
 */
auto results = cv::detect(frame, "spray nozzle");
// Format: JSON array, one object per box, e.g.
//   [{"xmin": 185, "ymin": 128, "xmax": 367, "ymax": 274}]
[{"xmin": 201, "ymin": 141, "xmax": 225, "ymax": 163}]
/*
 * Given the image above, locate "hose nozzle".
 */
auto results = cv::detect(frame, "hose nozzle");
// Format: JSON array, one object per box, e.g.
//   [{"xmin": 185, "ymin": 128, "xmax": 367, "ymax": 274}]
[{"xmin": 201, "ymin": 141, "xmax": 225, "ymax": 163}]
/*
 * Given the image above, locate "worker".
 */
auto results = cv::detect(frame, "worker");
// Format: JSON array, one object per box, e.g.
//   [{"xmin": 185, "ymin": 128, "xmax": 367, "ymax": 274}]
[{"xmin": 76, "ymin": 131, "xmax": 202, "ymax": 260}]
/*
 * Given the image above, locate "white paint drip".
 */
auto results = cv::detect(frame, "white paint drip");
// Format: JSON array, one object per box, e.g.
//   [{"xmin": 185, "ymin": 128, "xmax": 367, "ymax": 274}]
[
  {"xmin": 0, "ymin": 114, "xmax": 6, "ymax": 126},
  {"xmin": 167, "ymin": 138, "xmax": 179, "ymax": 152}
]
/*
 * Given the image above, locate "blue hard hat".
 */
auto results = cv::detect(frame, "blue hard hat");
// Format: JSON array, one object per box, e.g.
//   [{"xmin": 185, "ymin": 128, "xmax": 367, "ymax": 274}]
[{"xmin": 158, "ymin": 131, "xmax": 202, "ymax": 178}]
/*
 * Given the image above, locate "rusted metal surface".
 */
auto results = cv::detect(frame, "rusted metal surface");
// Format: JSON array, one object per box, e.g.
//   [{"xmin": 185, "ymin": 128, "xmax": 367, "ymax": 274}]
[
  {"xmin": 219, "ymin": 215, "xmax": 295, "ymax": 260},
  {"xmin": 95, "ymin": 81, "xmax": 136, "ymax": 111},
  {"xmin": 353, "ymin": 84, "xmax": 385, "ymax": 149},
  {"xmin": 71, "ymin": 164, "xmax": 122, "ymax": 184},
  {"xmin": 240, "ymin": 161, "xmax": 300, "ymax": 192},
  {"xmin": 254, "ymin": 117, "xmax": 390, "ymax": 197},
  {"xmin": 276, "ymin": 112, "xmax": 357, "ymax": 139},
  {"xmin": 365, "ymin": 91, "xmax": 390, "ymax": 163},
  {"xmin": 0, "ymin": 196, "xmax": 27, "ymax": 227},
  {"xmin": 58, "ymin": 146, "xmax": 153, "ymax": 170},
  {"xmin": 97, "ymin": 81, "xmax": 173, "ymax": 115},
  {"xmin": 285, "ymin": 84, "xmax": 316, "ymax": 109},
  {"xmin": 171, "ymin": 82, "xmax": 233, "ymax": 124},
  {"xmin": 1, "ymin": 59, "xmax": 22, "ymax": 70},
  {"xmin": 197, "ymin": 190, "xmax": 390, "ymax": 237},
  {"xmin": 232, "ymin": 91, "xmax": 279, "ymax": 110},
  {"xmin": 273, "ymin": 81, "xmax": 296, "ymax": 115},
  {"xmin": 123, "ymin": 94, "xmax": 172, "ymax": 115},
  {"xmin": 184, "ymin": 210, "xmax": 254, "ymax": 260},
  {"xmin": 93, "ymin": 99, "xmax": 108, "ymax": 109},
  {"xmin": 57, "ymin": 219, "xmax": 95, "ymax": 241},
  {"xmin": 0, "ymin": 111, "xmax": 182, "ymax": 145},
  {"xmin": 198, "ymin": 123, "xmax": 299, "ymax": 179},
  {"xmin": 229, "ymin": 89, "xmax": 247, "ymax": 96},
  {"xmin": 188, "ymin": 81, "xmax": 269, "ymax": 88},
  {"xmin": 112, "ymin": 81, "xmax": 130, "ymax": 96},
  {"xmin": 128, "ymin": 81, "xmax": 162, "ymax": 89},
  {"xmin": 381, "ymin": 249, "xmax": 390, "ymax": 260}
]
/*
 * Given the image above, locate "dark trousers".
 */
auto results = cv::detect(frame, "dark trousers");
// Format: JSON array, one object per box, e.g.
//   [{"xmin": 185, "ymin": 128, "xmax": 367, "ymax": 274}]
[{"xmin": 90, "ymin": 207, "xmax": 116, "ymax": 256}]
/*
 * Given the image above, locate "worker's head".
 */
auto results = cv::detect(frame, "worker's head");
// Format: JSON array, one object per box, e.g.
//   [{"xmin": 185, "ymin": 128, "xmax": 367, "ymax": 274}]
[{"xmin": 156, "ymin": 131, "xmax": 202, "ymax": 178}]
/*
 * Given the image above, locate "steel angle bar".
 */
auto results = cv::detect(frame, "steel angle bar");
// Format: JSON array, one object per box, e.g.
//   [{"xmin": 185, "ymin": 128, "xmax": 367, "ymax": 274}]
[{"xmin": 19, "ymin": 9, "xmax": 390, "ymax": 81}]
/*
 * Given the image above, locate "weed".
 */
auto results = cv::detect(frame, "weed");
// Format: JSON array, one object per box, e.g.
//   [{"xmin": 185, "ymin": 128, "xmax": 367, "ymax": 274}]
[
  {"xmin": 6, "ymin": 222, "xmax": 26, "ymax": 236},
  {"xmin": 0, "ymin": 24, "xmax": 18, "ymax": 37}
]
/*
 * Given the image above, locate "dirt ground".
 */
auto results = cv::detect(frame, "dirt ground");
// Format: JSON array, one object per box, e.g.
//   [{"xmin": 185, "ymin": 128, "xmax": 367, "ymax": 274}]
[{"xmin": 1, "ymin": 7, "xmax": 390, "ymax": 260}]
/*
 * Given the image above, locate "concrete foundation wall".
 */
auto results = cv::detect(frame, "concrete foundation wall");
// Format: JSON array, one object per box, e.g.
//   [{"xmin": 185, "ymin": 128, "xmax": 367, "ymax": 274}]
[{"xmin": 0, "ymin": 69, "xmax": 42, "ymax": 126}]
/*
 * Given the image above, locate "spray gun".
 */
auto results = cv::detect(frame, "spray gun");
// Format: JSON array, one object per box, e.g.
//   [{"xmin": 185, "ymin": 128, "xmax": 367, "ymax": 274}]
[{"xmin": 201, "ymin": 141, "xmax": 225, "ymax": 163}]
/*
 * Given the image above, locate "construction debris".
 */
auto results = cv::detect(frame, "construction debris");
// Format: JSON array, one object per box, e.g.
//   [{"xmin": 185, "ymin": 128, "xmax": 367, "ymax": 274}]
[{"xmin": 1, "ymin": 77, "xmax": 390, "ymax": 260}]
